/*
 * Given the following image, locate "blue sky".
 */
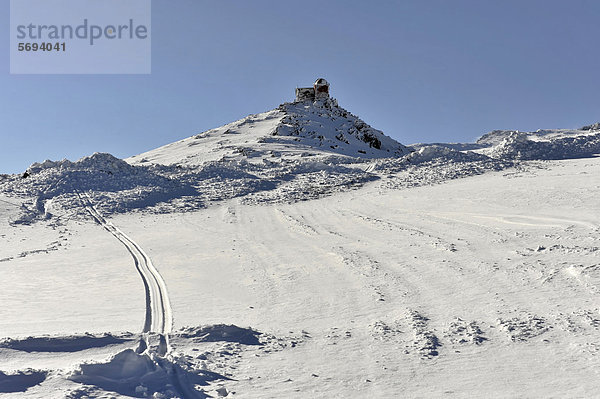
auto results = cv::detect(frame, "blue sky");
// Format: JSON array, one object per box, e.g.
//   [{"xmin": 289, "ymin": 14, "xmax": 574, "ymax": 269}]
[{"xmin": 2, "ymin": 0, "xmax": 600, "ymax": 173}]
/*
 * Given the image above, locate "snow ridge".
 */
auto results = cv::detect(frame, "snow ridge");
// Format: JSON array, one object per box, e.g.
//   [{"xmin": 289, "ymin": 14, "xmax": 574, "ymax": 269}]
[
  {"xmin": 475, "ymin": 123, "xmax": 600, "ymax": 160},
  {"xmin": 486, "ymin": 131, "xmax": 600, "ymax": 160}
]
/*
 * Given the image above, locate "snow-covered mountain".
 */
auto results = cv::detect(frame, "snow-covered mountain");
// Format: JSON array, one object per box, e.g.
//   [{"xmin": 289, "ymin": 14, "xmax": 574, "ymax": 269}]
[
  {"xmin": 0, "ymin": 92, "xmax": 420, "ymax": 223},
  {"xmin": 1, "ymin": 88, "xmax": 600, "ymax": 398},
  {"xmin": 11, "ymin": 94, "xmax": 599, "ymax": 226},
  {"xmin": 129, "ymin": 96, "xmax": 411, "ymax": 168}
]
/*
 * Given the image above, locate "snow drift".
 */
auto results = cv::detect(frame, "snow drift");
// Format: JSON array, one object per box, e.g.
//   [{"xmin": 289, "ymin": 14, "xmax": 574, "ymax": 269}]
[
  {"xmin": 487, "ymin": 131, "xmax": 600, "ymax": 160},
  {"xmin": 478, "ymin": 124, "xmax": 600, "ymax": 160}
]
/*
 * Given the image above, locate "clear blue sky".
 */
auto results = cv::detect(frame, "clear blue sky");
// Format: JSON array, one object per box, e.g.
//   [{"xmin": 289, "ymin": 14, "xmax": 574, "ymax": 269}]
[{"xmin": 2, "ymin": 0, "xmax": 600, "ymax": 173}]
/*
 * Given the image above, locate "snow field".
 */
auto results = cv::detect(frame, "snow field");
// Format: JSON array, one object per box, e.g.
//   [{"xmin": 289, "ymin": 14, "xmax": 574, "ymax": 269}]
[
  {"xmin": 1, "ymin": 97, "xmax": 599, "ymax": 397},
  {"xmin": 96, "ymin": 157, "xmax": 599, "ymax": 398}
]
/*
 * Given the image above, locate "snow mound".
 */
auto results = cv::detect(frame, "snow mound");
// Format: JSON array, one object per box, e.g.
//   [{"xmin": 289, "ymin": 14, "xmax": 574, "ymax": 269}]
[
  {"xmin": 477, "ymin": 125, "xmax": 600, "ymax": 146},
  {"xmin": 0, "ymin": 153, "xmax": 198, "ymax": 222},
  {"xmin": 176, "ymin": 324, "xmax": 262, "ymax": 345},
  {"xmin": 0, "ymin": 95, "xmax": 421, "ymax": 223},
  {"xmin": 367, "ymin": 146, "xmax": 515, "ymax": 191},
  {"xmin": 69, "ymin": 349, "xmax": 175, "ymax": 398},
  {"xmin": 69, "ymin": 345, "xmax": 232, "ymax": 398},
  {"xmin": 487, "ymin": 131, "xmax": 600, "ymax": 160},
  {"xmin": 8, "ymin": 102, "xmax": 599, "ymax": 225},
  {"xmin": 0, "ymin": 333, "xmax": 134, "ymax": 353},
  {"xmin": 6, "ymin": 152, "xmax": 193, "ymax": 205},
  {"xmin": 477, "ymin": 130, "xmax": 521, "ymax": 146},
  {"xmin": 405, "ymin": 145, "xmax": 490, "ymax": 164},
  {"xmin": 1, "ymin": 149, "xmax": 381, "ymax": 223},
  {"xmin": 27, "ymin": 153, "xmax": 135, "ymax": 175}
]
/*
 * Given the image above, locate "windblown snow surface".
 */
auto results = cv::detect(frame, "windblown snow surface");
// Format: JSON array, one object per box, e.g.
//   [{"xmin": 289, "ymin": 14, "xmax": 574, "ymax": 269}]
[{"xmin": 1, "ymin": 99, "xmax": 600, "ymax": 398}]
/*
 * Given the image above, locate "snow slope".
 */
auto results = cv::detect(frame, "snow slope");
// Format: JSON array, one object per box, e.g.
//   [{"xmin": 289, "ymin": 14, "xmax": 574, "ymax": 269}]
[
  {"xmin": 78, "ymin": 192, "xmax": 173, "ymax": 338},
  {"xmin": 1, "ymin": 157, "xmax": 599, "ymax": 398},
  {"xmin": 1, "ymin": 102, "xmax": 600, "ymax": 397},
  {"xmin": 128, "ymin": 97, "xmax": 411, "ymax": 168}
]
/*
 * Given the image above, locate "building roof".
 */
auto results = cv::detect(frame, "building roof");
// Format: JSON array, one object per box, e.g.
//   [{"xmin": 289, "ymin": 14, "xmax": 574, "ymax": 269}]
[{"xmin": 314, "ymin": 78, "xmax": 329, "ymax": 87}]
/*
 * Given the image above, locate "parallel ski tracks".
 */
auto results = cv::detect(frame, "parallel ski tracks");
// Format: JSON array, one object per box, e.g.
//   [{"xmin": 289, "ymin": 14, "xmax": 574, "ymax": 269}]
[{"xmin": 77, "ymin": 192, "xmax": 173, "ymax": 339}]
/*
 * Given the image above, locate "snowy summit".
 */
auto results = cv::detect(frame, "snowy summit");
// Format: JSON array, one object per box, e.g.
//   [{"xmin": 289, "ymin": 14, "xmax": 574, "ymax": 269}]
[{"xmin": 130, "ymin": 78, "xmax": 411, "ymax": 168}]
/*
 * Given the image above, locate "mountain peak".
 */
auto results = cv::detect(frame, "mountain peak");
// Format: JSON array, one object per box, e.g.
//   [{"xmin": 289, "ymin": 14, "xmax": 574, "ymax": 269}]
[
  {"xmin": 130, "ymin": 80, "xmax": 410, "ymax": 167},
  {"xmin": 274, "ymin": 96, "xmax": 409, "ymax": 157}
]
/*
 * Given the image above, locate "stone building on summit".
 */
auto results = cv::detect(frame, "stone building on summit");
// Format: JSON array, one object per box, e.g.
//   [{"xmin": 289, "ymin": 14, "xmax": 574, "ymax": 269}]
[{"xmin": 295, "ymin": 78, "xmax": 330, "ymax": 102}]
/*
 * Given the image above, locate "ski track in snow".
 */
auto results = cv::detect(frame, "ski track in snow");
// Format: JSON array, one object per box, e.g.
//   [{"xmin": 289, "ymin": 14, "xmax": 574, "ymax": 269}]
[{"xmin": 77, "ymin": 192, "xmax": 173, "ymax": 349}]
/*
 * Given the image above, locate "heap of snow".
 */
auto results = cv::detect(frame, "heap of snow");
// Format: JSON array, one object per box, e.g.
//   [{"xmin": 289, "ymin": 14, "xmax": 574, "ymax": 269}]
[
  {"xmin": 477, "ymin": 123, "xmax": 599, "ymax": 146},
  {"xmin": 0, "ymin": 333, "xmax": 133, "ymax": 353},
  {"xmin": 0, "ymin": 152, "xmax": 377, "ymax": 223},
  {"xmin": 405, "ymin": 145, "xmax": 490, "ymax": 164},
  {"xmin": 18, "ymin": 153, "xmax": 166, "ymax": 195},
  {"xmin": 367, "ymin": 144, "xmax": 514, "ymax": 190},
  {"xmin": 26, "ymin": 153, "xmax": 135, "ymax": 175},
  {"xmin": 477, "ymin": 130, "xmax": 520, "ymax": 147},
  {"xmin": 69, "ymin": 349, "xmax": 177, "ymax": 398},
  {"xmin": 0, "ymin": 153, "xmax": 196, "ymax": 223},
  {"xmin": 481, "ymin": 129, "xmax": 600, "ymax": 160},
  {"xmin": 176, "ymin": 324, "xmax": 262, "ymax": 345}
]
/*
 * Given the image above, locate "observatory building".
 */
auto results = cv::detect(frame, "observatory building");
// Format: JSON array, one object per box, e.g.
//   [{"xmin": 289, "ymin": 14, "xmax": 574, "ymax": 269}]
[{"xmin": 295, "ymin": 78, "xmax": 330, "ymax": 102}]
